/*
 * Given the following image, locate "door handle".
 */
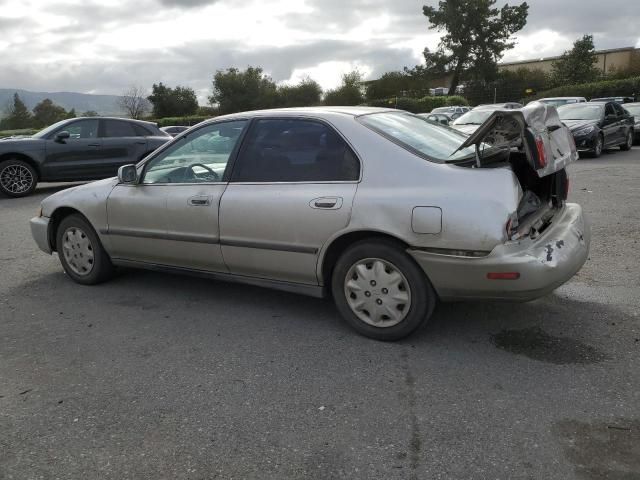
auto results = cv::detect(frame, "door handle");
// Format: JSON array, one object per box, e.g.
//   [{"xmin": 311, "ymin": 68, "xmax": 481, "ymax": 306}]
[
  {"xmin": 310, "ymin": 197, "xmax": 343, "ymax": 210},
  {"xmin": 188, "ymin": 195, "xmax": 211, "ymax": 206},
  {"xmin": 88, "ymin": 143, "xmax": 101, "ymax": 147},
  {"xmin": 136, "ymin": 141, "xmax": 146, "ymax": 145}
]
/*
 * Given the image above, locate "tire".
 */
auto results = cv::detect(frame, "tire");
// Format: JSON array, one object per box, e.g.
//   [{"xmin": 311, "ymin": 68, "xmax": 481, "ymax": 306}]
[
  {"xmin": 0, "ymin": 158, "xmax": 38, "ymax": 197},
  {"xmin": 56, "ymin": 214, "xmax": 114, "ymax": 285},
  {"xmin": 331, "ymin": 239, "xmax": 436, "ymax": 341},
  {"xmin": 591, "ymin": 134, "xmax": 603, "ymax": 158},
  {"xmin": 620, "ymin": 130, "xmax": 633, "ymax": 151}
]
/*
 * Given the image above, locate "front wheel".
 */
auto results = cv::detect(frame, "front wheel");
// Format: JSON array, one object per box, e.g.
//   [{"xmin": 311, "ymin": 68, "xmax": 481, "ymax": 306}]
[
  {"xmin": 56, "ymin": 214, "xmax": 114, "ymax": 285},
  {"xmin": 0, "ymin": 159, "xmax": 38, "ymax": 197},
  {"xmin": 620, "ymin": 130, "xmax": 633, "ymax": 151},
  {"xmin": 331, "ymin": 239, "xmax": 436, "ymax": 341},
  {"xmin": 591, "ymin": 134, "xmax": 603, "ymax": 158}
]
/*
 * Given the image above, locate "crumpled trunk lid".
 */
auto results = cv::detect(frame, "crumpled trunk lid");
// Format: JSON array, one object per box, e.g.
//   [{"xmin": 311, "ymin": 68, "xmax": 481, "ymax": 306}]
[{"xmin": 456, "ymin": 102, "xmax": 578, "ymax": 177}]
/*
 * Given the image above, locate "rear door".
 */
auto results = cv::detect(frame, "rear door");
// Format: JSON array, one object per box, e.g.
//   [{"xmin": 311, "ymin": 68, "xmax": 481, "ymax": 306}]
[
  {"xmin": 42, "ymin": 119, "xmax": 102, "ymax": 180},
  {"xmin": 106, "ymin": 119, "xmax": 248, "ymax": 271},
  {"xmin": 99, "ymin": 119, "xmax": 149, "ymax": 176},
  {"xmin": 219, "ymin": 117, "xmax": 360, "ymax": 285}
]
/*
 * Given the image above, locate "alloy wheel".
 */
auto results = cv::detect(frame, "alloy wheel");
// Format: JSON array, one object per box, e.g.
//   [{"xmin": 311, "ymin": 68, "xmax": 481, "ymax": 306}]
[
  {"xmin": 344, "ymin": 257, "xmax": 412, "ymax": 327},
  {"xmin": 0, "ymin": 164, "xmax": 33, "ymax": 194},
  {"xmin": 61, "ymin": 227, "xmax": 95, "ymax": 276},
  {"xmin": 594, "ymin": 137, "xmax": 603, "ymax": 156}
]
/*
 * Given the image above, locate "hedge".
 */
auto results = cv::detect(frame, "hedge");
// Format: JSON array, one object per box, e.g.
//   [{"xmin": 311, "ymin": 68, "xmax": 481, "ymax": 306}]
[
  {"xmin": 151, "ymin": 116, "xmax": 213, "ymax": 127},
  {"xmin": 531, "ymin": 76, "xmax": 640, "ymax": 101},
  {"xmin": 0, "ymin": 128, "xmax": 39, "ymax": 138},
  {"xmin": 366, "ymin": 95, "xmax": 469, "ymax": 113}
]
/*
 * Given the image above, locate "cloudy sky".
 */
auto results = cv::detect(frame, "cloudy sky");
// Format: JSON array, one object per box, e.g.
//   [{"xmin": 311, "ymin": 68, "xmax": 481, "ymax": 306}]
[{"xmin": 1, "ymin": 0, "xmax": 639, "ymax": 103}]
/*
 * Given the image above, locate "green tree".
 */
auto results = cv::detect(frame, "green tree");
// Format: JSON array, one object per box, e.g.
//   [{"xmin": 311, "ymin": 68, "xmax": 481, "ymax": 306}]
[
  {"xmin": 148, "ymin": 83, "xmax": 199, "ymax": 118},
  {"xmin": 422, "ymin": 0, "xmax": 529, "ymax": 95},
  {"xmin": 66, "ymin": 108, "xmax": 77, "ymax": 119},
  {"xmin": 2, "ymin": 93, "xmax": 33, "ymax": 129},
  {"xmin": 32, "ymin": 98, "xmax": 67, "ymax": 128},
  {"xmin": 81, "ymin": 110, "xmax": 99, "ymax": 117},
  {"xmin": 209, "ymin": 67, "xmax": 278, "ymax": 114},
  {"xmin": 323, "ymin": 71, "xmax": 365, "ymax": 106},
  {"xmin": 550, "ymin": 35, "xmax": 600, "ymax": 87},
  {"xmin": 277, "ymin": 77, "xmax": 322, "ymax": 107}
]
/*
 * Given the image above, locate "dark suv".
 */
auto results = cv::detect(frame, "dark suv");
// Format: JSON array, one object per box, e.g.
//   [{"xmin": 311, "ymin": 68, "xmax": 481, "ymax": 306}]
[{"xmin": 0, "ymin": 117, "xmax": 170, "ymax": 197}]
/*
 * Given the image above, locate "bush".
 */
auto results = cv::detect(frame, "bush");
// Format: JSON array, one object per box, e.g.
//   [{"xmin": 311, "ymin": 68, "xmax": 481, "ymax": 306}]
[
  {"xmin": 366, "ymin": 95, "xmax": 469, "ymax": 113},
  {"xmin": 151, "ymin": 116, "xmax": 213, "ymax": 127},
  {"xmin": 531, "ymin": 76, "xmax": 640, "ymax": 101},
  {"xmin": 0, "ymin": 128, "xmax": 39, "ymax": 138}
]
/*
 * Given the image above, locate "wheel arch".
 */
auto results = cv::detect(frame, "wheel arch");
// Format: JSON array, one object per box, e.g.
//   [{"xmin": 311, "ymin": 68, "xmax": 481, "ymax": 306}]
[
  {"xmin": 48, "ymin": 207, "xmax": 90, "ymax": 252},
  {"xmin": 0, "ymin": 152, "xmax": 41, "ymax": 177},
  {"xmin": 318, "ymin": 230, "xmax": 410, "ymax": 288}
]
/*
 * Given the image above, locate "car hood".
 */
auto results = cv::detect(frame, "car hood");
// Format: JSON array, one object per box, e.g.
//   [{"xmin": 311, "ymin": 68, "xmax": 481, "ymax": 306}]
[
  {"xmin": 450, "ymin": 124, "xmax": 480, "ymax": 135},
  {"xmin": 562, "ymin": 119, "xmax": 599, "ymax": 131}
]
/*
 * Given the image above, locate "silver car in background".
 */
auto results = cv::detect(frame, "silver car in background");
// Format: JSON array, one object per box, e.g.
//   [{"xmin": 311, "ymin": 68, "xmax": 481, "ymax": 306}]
[{"xmin": 31, "ymin": 105, "xmax": 589, "ymax": 340}]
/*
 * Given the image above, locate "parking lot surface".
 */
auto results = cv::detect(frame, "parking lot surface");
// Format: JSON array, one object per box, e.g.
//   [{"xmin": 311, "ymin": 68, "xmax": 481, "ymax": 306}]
[{"xmin": 1, "ymin": 149, "xmax": 639, "ymax": 479}]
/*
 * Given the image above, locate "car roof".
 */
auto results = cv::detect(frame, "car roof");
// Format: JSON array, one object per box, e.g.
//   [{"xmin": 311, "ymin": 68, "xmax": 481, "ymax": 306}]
[
  {"xmin": 69, "ymin": 116, "xmax": 159, "ymax": 127},
  {"xmin": 540, "ymin": 97, "xmax": 584, "ymax": 100},
  {"xmin": 210, "ymin": 106, "xmax": 398, "ymax": 122}
]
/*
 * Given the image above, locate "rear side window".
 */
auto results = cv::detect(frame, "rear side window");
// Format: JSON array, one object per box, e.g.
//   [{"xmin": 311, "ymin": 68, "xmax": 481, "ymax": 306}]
[
  {"xmin": 102, "ymin": 120, "xmax": 137, "ymax": 137},
  {"xmin": 232, "ymin": 119, "xmax": 360, "ymax": 182},
  {"xmin": 133, "ymin": 124, "xmax": 153, "ymax": 136},
  {"xmin": 612, "ymin": 103, "xmax": 625, "ymax": 116}
]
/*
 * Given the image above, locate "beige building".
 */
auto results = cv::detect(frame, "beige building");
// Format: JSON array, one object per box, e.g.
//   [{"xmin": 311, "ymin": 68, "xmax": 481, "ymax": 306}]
[{"xmin": 498, "ymin": 46, "xmax": 640, "ymax": 75}]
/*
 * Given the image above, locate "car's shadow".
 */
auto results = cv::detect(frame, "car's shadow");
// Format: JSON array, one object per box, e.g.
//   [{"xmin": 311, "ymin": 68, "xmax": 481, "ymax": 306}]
[
  {"xmin": 10, "ymin": 267, "xmax": 627, "ymax": 360},
  {"xmin": 0, "ymin": 182, "xmax": 85, "ymax": 202}
]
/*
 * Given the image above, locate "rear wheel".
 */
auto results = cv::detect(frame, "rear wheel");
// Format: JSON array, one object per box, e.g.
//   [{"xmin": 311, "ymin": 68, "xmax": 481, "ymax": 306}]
[
  {"xmin": 331, "ymin": 239, "xmax": 436, "ymax": 341},
  {"xmin": 620, "ymin": 130, "xmax": 633, "ymax": 151},
  {"xmin": 0, "ymin": 159, "xmax": 38, "ymax": 197},
  {"xmin": 591, "ymin": 134, "xmax": 603, "ymax": 158},
  {"xmin": 56, "ymin": 214, "xmax": 114, "ymax": 285}
]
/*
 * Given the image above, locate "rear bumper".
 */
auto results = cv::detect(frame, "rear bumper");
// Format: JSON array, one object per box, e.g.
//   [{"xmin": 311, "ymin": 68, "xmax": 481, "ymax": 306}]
[
  {"xmin": 30, "ymin": 216, "xmax": 52, "ymax": 254},
  {"xmin": 408, "ymin": 203, "xmax": 590, "ymax": 301}
]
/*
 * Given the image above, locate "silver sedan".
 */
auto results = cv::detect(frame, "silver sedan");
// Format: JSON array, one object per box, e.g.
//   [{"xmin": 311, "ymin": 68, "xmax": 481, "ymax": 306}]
[{"xmin": 31, "ymin": 105, "xmax": 590, "ymax": 340}]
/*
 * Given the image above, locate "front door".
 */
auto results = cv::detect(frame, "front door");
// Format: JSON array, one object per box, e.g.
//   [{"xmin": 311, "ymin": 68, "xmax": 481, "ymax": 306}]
[
  {"xmin": 106, "ymin": 119, "xmax": 249, "ymax": 271},
  {"xmin": 42, "ymin": 119, "xmax": 102, "ymax": 180},
  {"xmin": 220, "ymin": 117, "xmax": 361, "ymax": 285},
  {"xmin": 602, "ymin": 103, "xmax": 621, "ymax": 146}
]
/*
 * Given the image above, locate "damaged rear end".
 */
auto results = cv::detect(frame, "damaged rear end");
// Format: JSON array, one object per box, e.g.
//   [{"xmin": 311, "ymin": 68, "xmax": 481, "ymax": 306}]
[
  {"xmin": 413, "ymin": 102, "xmax": 590, "ymax": 301},
  {"xmin": 454, "ymin": 102, "xmax": 578, "ymax": 242}
]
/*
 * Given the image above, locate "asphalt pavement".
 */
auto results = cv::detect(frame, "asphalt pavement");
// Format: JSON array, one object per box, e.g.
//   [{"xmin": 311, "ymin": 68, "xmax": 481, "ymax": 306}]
[{"xmin": 1, "ymin": 148, "xmax": 639, "ymax": 479}]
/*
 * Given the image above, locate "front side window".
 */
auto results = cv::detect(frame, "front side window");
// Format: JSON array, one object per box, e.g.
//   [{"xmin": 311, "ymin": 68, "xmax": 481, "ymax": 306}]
[
  {"xmin": 142, "ymin": 120, "xmax": 247, "ymax": 184},
  {"xmin": 103, "ymin": 120, "xmax": 137, "ymax": 138},
  {"xmin": 360, "ymin": 112, "xmax": 475, "ymax": 162},
  {"xmin": 62, "ymin": 119, "xmax": 99, "ymax": 139},
  {"xmin": 232, "ymin": 119, "xmax": 360, "ymax": 182}
]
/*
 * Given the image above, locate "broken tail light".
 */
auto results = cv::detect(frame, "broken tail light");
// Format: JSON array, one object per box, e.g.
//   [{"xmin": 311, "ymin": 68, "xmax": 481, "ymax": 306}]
[{"xmin": 535, "ymin": 135, "xmax": 547, "ymax": 169}]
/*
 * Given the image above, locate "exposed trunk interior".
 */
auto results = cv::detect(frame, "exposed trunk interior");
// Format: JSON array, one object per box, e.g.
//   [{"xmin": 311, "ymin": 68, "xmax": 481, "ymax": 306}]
[{"xmin": 508, "ymin": 151, "xmax": 568, "ymax": 240}]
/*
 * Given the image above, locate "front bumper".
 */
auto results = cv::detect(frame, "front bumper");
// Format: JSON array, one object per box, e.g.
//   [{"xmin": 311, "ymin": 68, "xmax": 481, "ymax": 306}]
[
  {"xmin": 408, "ymin": 203, "xmax": 590, "ymax": 301},
  {"xmin": 30, "ymin": 216, "xmax": 52, "ymax": 254},
  {"xmin": 572, "ymin": 130, "xmax": 598, "ymax": 152}
]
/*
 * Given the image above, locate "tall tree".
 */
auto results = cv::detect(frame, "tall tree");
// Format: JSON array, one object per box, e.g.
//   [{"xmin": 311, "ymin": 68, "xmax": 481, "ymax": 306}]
[
  {"xmin": 422, "ymin": 0, "xmax": 529, "ymax": 95},
  {"xmin": 550, "ymin": 35, "xmax": 600, "ymax": 87},
  {"xmin": 2, "ymin": 93, "xmax": 33, "ymax": 129},
  {"xmin": 118, "ymin": 85, "xmax": 149, "ymax": 119},
  {"xmin": 323, "ymin": 71, "xmax": 365, "ymax": 106},
  {"xmin": 32, "ymin": 98, "xmax": 67, "ymax": 127},
  {"xmin": 147, "ymin": 83, "xmax": 199, "ymax": 118},
  {"xmin": 277, "ymin": 77, "xmax": 322, "ymax": 107},
  {"xmin": 209, "ymin": 67, "xmax": 278, "ymax": 114}
]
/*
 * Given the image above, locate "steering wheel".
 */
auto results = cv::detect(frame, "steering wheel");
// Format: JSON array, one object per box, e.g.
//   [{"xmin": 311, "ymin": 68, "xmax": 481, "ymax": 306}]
[{"xmin": 186, "ymin": 163, "xmax": 220, "ymax": 182}]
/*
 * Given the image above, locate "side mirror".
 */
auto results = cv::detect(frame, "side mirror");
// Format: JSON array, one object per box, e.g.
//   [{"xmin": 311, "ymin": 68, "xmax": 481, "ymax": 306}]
[
  {"xmin": 55, "ymin": 131, "xmax": 70, "ymax": 142},
  {"xmin": 118, "ymin": 164, "xmax": 138, "ymax": 184}
]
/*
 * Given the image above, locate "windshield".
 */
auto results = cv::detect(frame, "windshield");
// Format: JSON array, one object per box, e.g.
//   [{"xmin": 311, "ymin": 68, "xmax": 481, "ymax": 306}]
[
  {"xmin": 558, "ymin": 104, "xmax": 603, "ymax": 120},
  {"xmin": 452, "ymin": 109, "xmax": 493, "ymax": 126},
  {"xmin": 358, "ymin": 112, "xmax": 477, "ymax": 162},
  {"xmin": 32, "ymin": 119, "xmax": 69, "ymax": 139},
  {"xmin": 624, "ymin": 105, "xmax": 640, "ymax": 116}
]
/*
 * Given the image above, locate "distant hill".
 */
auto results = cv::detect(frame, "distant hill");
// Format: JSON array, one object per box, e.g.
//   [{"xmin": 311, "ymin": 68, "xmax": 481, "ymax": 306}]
[{"xmin": 0, "ymin": 88, "xmax": 123, "ymax": 117}]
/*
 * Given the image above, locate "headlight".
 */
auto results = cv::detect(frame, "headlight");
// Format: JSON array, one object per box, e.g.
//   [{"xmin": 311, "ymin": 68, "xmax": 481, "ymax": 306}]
[{"xmin": 573, "ymin": 125, "xmax": 595, "ymax": 136}]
